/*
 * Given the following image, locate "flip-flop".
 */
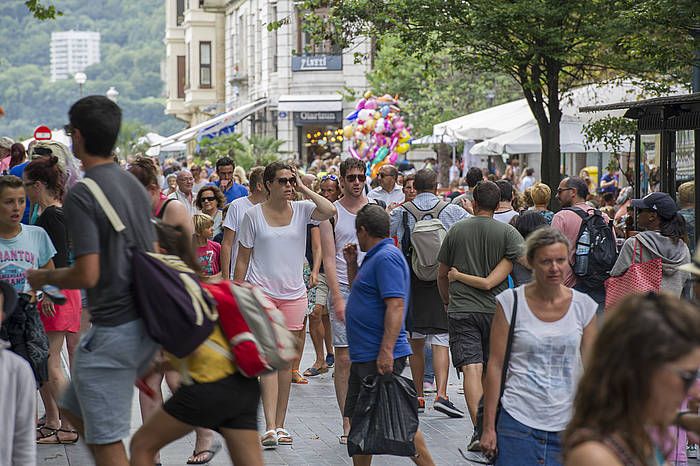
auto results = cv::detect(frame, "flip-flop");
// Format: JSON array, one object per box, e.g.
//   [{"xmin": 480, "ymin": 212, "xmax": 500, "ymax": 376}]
[
  {"xmin": 303, "ymin": 366, "xmax": 328, "ymax": 377},
  {"xmin": 291, "ymin": 370, "xmax": 309, "ymax": 384},
  {"xmin": 186, "ymin": 442, "xmax": 222, "ymax": 465},
  {"xmin": 326, "ymin": 353, "xmax": 335, "ymax": 367}
]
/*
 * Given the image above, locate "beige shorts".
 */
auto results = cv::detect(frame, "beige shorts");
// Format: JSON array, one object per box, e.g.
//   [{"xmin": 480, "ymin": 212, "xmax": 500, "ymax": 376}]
[
  {"xmin": 313, "ymin": 273, "xmax": 329, "ymax": 311},
  {"xmin": 408, "ymin": 332, "xmax": 450, "ymax": 347}
]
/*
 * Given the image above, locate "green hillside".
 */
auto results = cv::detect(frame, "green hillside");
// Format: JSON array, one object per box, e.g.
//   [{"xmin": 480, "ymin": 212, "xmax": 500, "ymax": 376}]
[{"xmin": 0, "ymin": 0, "xmax": 184, "ymax": 139}]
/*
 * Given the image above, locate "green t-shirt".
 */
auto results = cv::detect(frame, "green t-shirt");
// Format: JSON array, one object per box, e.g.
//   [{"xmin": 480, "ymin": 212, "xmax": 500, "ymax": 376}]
[{"xmin": 437, "ymin": 216, "xmax": 524, "ymax": 314}]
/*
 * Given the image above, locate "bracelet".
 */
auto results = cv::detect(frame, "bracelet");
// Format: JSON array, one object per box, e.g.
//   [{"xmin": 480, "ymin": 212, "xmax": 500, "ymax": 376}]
[{"xmin": 675, "ymin": 411, "xmax": 693, "ymax": 426}]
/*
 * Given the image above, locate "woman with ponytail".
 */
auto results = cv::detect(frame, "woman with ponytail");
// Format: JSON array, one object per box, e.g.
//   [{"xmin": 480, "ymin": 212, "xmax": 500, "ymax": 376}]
[{"xmin": 24, "ymin": 155, "xmax": 82, "ymax": 444}]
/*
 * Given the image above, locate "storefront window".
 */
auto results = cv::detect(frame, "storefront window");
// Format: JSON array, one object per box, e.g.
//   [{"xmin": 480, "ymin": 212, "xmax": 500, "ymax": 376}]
[{"xmin": 304, "ymin": 127, "xmax": 343, "ymax": 164}]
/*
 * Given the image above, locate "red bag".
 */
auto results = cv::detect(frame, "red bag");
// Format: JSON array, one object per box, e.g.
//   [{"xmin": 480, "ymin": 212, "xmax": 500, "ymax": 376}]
[
  {"xmin": 203, "ymin": 281, "xmax": 297, "ymax": 377},
  {"xmin": 604, "ymin": 239, "xmax": 662, "ymax": 310}
]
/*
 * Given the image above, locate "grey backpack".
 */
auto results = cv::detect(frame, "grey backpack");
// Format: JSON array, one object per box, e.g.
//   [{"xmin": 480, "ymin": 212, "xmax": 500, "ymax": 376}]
[{"xmin": 403, "ymin": 201, "xmax": 449, "ymax": 281}]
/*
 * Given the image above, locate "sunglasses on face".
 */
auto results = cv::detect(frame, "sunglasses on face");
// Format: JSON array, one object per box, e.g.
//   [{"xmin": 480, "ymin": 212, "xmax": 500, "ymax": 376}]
[
  {"xmin": 345, "ymin": 174, "xmax": 366, "ymax": 183},
  {"xmin": 200, "ymin": 196, "xmax": 216, "ymax": 202},
  {"xmin": 276, "ymin": 177, "xmax": 297, "ymax": 186},
  {"xmin": 378, "ymin": 173, "xmax": 395, "ymax": 179},
  {"xmin": 557, "ymin": 187, "xmax": 573, "ymax": 194}
]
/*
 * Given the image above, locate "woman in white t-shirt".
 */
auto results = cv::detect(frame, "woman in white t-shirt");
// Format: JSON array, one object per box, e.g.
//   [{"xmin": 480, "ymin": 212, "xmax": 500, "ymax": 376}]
[
  {"xmin": 480, "ymin": 227, "xmax": 598, "ymax": 465},
  {"xmin": 234, "ymin": 161, "xmax": 336, "ymax": 449}
]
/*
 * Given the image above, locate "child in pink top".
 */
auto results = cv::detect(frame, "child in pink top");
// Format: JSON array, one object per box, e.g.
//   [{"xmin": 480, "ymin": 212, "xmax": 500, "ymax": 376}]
[{"xmin": 193, "ymin": 213, "xmax": 221, "ymax": 277}]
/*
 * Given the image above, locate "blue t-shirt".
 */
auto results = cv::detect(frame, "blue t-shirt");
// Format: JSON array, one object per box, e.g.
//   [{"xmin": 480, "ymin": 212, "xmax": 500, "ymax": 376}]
[
  {"xmin": 0, "ymin": 224, "xmax": 56, "ymax": 293},
  {"xmin": 600, "ymin": 173, "xmax": 617, "ymax": 193},
  {"xmin": 214, "ymin": 180, "xmax": 248, "ymax": 204},
  {"xmin": 9, "ymin": 162, "xmax": 31, "ymax": 224},
  {"xmin": 346, "ymin": 238, "xmax": 412, "ymax": 363}
]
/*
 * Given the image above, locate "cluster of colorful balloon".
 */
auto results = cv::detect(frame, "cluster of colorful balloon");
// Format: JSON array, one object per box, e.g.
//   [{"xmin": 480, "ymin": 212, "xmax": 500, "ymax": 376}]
[{"xmin": 344, "ymin": 91, "xmax": 411, "ymax": 178}]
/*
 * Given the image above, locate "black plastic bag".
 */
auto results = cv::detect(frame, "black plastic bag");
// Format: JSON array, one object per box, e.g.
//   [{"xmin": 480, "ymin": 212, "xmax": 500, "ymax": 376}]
[{"xmin": 347, "ymin": 373, "xmax": 419, "ymax": 457}]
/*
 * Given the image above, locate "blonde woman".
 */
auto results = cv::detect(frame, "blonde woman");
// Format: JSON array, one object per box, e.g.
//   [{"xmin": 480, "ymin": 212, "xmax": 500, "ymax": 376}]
[{"xmin": 530, "ymin": 183, "xmax": 554, "ymax": 224}]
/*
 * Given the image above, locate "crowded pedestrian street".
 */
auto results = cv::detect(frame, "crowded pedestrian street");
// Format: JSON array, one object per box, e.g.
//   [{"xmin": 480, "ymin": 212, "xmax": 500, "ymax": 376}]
[
  {"xmin": 2, "ymin": 1, "xmax": 700, "ymax": 466},
  {"xmin": 36, "ymin": 334, "xmax": 471, "ymax": 466}
]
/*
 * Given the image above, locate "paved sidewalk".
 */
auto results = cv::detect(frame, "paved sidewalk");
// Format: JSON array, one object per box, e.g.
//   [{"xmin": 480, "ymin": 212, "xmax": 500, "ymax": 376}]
[{"xmin": 37, "ymin": 334, "xmax": 480, "ymax": 465}]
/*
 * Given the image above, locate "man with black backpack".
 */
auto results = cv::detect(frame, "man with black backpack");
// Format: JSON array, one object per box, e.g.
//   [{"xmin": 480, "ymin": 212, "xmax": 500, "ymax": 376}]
[
  {"xmin": 552, "ymin": 176, "xmax": 616, "ymax": 313},
  {"xmin": 390, "ymin": 168, "xmax": 468, "ymax": 418},
  {"xmin": 27, "ymin": 96, "xmax": 159, "ymax": 466}
]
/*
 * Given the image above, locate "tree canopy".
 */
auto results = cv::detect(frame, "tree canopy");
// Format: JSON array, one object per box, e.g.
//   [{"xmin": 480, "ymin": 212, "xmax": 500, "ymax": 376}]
[{"xmin": 295, "ymin": 0, "xmax": 698, "ymax": 187}]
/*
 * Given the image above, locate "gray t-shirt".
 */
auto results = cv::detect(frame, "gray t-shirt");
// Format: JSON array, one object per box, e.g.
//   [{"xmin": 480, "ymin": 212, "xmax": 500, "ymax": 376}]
[
  {"xmin": 64, "ymin": 163, "xmax": 156, "ymax": 326},
  {"xmin": 437, "ymin": 216, "xmax": 524, "ymax": 314}
]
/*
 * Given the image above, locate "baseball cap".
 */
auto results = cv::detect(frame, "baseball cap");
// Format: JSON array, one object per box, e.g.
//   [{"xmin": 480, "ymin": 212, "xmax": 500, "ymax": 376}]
[
  {"xmin": 630, "ymin": 192, "xmax": 678, "ymax": 220},
  {"xmin": 0, "ymin": 136, "xmax": 14, "ymax": 150}
]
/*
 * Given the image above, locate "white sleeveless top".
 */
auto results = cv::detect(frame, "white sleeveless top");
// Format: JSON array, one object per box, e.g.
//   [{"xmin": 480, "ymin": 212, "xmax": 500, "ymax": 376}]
[
  {"xmin": 333, "ymin": 201, "xmax": 367, "ymax": 286},
  {"xmin": 496, "ymin": 285, "xmax": 596, "ymax": 431}
]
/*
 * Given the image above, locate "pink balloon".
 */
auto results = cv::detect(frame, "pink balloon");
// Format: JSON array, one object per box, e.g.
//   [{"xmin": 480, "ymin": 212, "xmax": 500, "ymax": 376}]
[
  {"xmin": 390, "ymin": 135, "xmax": 399, "ymax": 150},
  {"xmin": 365, "ymin": 100, "xmax": 378, "ymax": 110},
  {"xmin": 355, "ymin": 98, "xmax": 367, "ymax": 110},
  {"xmin": 389, "ymin": 152, "xmax": 398, "ymax": 164},
  {"xmin": 394, "ymin": 119, "xmax": 405, "ymax": 130},
  {"xmin": 349, "ymin": 147, "xmax": 360, "ymax": 159}
]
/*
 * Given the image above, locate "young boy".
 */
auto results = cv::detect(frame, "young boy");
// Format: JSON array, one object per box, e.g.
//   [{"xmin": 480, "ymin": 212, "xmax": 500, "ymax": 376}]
[{"xmin": 193, "ymin": 213, "xmax": 221, "ymax": 277}]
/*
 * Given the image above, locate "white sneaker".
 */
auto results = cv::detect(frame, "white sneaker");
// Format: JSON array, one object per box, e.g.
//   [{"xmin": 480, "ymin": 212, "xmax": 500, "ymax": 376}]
[
  {"xmin": 688, "ymin": 444, "xmax": 698, "ymax": 459},
  {"xmin": 423, "ymin": 381, "xmax": 436, "ymax": 393}
]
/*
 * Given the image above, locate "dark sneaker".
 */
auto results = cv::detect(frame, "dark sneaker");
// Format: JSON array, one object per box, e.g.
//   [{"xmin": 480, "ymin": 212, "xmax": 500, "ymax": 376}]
[
  {"xmin": 325, "ymin": 353, "xmax": 335, "ymax": 368},
  {"xmin": 467, "ymin": 431, "xmax": 481, "ymax": 452},
  {"xmin": 459, "ymin": 449, "xmax": 493, "ymax": 464},
  {"xmin": 417, "ymin": 397, "xmax": 425, "ymax": 413},
  {"xmin": 433, "ymin": 397, "xmax": 465, "ymax": 418}
]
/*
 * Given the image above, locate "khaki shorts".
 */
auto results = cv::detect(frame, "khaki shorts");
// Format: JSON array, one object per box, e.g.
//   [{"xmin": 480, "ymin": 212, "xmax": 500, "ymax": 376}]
[{"xmin": 313, "ymin": 273, "xmax": 329, "ymax": 312}]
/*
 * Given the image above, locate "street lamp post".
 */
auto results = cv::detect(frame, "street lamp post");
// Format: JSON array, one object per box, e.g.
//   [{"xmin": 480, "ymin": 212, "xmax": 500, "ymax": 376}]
[
  {"xmin": 74, "ymin": 72, "xmax": 87, "ymax": 97},
  {"xmin": 106, "ymin": 86, "xmax": 119, "ymax": 103}
]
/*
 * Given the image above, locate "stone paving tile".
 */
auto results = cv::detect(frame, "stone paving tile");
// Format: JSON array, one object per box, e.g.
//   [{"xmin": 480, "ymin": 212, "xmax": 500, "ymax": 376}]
[{"xmin": 37, "ymin": 333, "xmax": 576, "ymax": 465}]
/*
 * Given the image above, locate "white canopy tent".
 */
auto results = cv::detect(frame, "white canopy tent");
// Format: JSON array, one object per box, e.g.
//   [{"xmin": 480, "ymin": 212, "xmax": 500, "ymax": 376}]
[
  {"xmin": 141, "ymin": 132, "xmax": 186, "ymax": 157},
  {"xmin": 470, "ymin": 117, "xmax": 610, "ymax": 156},
  {"xmin": 433, "ymin": 81, "xmax": 664, "ymax": 141},
  {"xmin": 411, "ymin": 133, "xmax": 459, "ymax": 145}
]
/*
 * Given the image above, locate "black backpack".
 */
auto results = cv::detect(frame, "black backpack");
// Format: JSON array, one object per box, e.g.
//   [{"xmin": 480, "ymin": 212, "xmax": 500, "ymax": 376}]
[{"xmin": 564, "ymin": 207, "xmax": 617, "ymax": 288}]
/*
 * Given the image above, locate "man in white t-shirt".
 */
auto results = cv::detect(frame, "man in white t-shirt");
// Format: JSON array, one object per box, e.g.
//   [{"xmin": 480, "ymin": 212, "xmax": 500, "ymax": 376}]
[
  {"xmin": 220, "ymin": 166, "xmax": 266, "ymax": 279},
  {"xmin": 320, "ymin": 158, "xmax": 372, "ymax": 442},
  {"xmin": 493, "ymin": 180, "xmax": 518, "ymax": 224}
]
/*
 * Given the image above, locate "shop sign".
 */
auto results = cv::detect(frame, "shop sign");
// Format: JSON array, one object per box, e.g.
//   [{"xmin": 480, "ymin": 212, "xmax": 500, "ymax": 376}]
[
  {"xmin": 291, "ymin": 54, "xmax": 343, "ymax": 72},
  {"xmin": 294, "ymin": 111, "xmax": 343, "ymax": 125}
]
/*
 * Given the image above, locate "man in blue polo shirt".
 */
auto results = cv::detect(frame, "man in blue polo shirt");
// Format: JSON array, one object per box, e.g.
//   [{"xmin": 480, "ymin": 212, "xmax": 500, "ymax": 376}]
[
  {"xmin": 213, "ymin": 156, "xmax": 247, "ymax": 204},
  {"xmin": 342, "ymin": 204, "xmax": 434, "ymax": 465}
]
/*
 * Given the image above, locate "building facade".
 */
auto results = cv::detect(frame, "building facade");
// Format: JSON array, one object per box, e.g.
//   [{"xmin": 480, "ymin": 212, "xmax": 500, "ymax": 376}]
[
  {"xmin": 164, "ymin": 0, "xmax": 371, "ymax": 164},
  {"xmin": 50, "ymin": 31, "xmax": 100, "ymax": 82}
]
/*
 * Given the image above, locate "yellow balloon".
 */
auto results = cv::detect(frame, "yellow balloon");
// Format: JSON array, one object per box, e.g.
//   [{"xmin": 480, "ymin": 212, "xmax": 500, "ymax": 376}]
[
  {"xmin": 396, "ymin": 143, "xmax": 410, "ymax": 154},
  {"xmin": 365, "ymin": 119, "xmax": 376, "ymax": 131},
  {"xmin": 371, "ymin": 159, "xmax": 388, "ymax": 178},
  {"xmin": 374, "ymin": 111, "xmax": 381, "ymax": 120},
  {"xmin": 343, "ymin": 125, "xmax": 354, "ymax": 139},
  {"xmin": 364, "ymin": 91, "xmax": 373, "ymax": 99}
]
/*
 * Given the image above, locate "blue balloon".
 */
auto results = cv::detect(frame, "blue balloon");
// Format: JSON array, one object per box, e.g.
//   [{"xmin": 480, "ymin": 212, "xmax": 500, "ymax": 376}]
[
  {"xmin": 345, "ymin": 110, "xmax": 359, "ymax": 121},
  {"xmin": 381, "ymin": 105, "xmax": 390, "ymax": 118}
]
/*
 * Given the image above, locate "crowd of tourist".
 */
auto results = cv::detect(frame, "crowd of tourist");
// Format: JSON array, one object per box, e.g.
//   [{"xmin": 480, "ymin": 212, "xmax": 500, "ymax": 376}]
[{"xmin": 2, "ymin": 96, "xmax": 700, "ymax": 466}]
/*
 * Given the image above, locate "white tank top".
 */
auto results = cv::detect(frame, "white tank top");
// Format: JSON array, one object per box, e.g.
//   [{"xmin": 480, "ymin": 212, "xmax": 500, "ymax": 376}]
[{"xmin": 334, "ymin": 201, "xmax": 367, "ymax": 285}]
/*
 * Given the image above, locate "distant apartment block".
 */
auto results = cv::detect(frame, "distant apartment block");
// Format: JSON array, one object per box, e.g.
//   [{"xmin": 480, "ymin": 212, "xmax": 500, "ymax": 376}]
[{"xmin": 50, "ymin": 31, "xmax": 101, "ymax": 81}]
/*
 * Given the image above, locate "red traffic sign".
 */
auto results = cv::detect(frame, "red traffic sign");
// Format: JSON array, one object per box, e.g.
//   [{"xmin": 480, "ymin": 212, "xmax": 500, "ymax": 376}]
[{"xmin": 34, "ymin": 125, "xmax": 52, "ymax": 141}]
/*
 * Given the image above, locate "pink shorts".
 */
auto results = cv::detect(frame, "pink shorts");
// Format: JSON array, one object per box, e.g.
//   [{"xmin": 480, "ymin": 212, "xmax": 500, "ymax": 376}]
[
  {"xmin": 267, "ymin": 295, "xmax": 308, "ymax": 331},
  {"xmin": 39, "ymin": 288, "xmax": 83, "ymax": 333}
]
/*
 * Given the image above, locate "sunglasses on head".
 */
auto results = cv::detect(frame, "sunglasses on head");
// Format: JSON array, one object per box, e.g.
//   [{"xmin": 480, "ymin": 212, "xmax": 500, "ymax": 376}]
[
  {"xmin": 322, "ymin": 174, "xmax": 338, "ymax": 182},
  {"xmin": 200, "ymin": 196, "xmax": 216, "ymax": 202},
  {"xmin": 345, "ymin": 174, "xmax": 366, "ymax": 183},
  {"xmin": 276, "ymin": 177, "xmax": 297, "ymax": 186}
]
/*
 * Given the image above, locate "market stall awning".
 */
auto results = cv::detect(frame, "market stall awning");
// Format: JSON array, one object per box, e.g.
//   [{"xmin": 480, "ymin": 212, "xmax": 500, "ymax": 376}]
[
  {"xmin": 152, "ymin": 98, "xmax": 268, "ymax": 149},
  {"xmin": 278, "ymin": 94, "xmax": 343, "ymax": 112},
  {"xmin": 411, "ymin": 134, "xmax": 460, "ymax": 145},
  {"xmin": 470, "ymin": 117, "xmax": 611, "ymax": 156}
]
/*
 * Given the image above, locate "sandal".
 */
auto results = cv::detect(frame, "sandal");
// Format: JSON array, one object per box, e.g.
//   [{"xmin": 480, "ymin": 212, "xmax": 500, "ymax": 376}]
[
  {"xmin": 303, "ymin": 366, "xmax": 328, "ymax": 377},
  {"xmin": 276, "ymin": 427, "xmax": 293, "ymax": 445},
  {"xmin": 36, "ymin": 415, "xmax": 46, "ymax": 428},
  {"xmin": 339, "ymin": 434, "xmax": 348, "ymax": 445},
  {"xmin": 326, "ymin": 353, "xmax": 335, "ymax": 367},
  {"xmin": 261, "ymin": 429, "xmax": 278, "ymax": 449},
  {"xmin": 186, "ymin": 442, "xmax": 222, "ymax": 464},
  {"xmin": 291, "ymin": 370, "xmax": 309, "ymax": 384},
  {"xmin": 36, "ymin": 426, "xmax": 79, "ymax": 444}
]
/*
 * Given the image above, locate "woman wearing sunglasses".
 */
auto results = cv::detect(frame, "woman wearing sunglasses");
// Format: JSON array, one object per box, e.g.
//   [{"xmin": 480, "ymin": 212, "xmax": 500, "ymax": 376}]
[
  {"xmin": 234, "ymin": 161, "xmax": 336, "ymax": 449},
  {"xmin": 564, "ymin": 293, "xmax": 700, "ymax": 465},
  {"xmin": 195, "ymin": 186, "xmax": 226, "ymax": 239}
]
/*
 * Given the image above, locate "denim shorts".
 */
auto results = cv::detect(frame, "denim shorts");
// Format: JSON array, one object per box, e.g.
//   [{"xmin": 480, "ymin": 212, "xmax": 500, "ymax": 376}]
[
  {"xmin": 60, "ymin": 319, "xmax": 159, "ymax": 445},
  {"xmin": 327, "ymin": 283, "xmax": 351, "ymax": 347},
  {"xmin": 495, "ymin": 409, "xmax": 563, "ymax": 466}
]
